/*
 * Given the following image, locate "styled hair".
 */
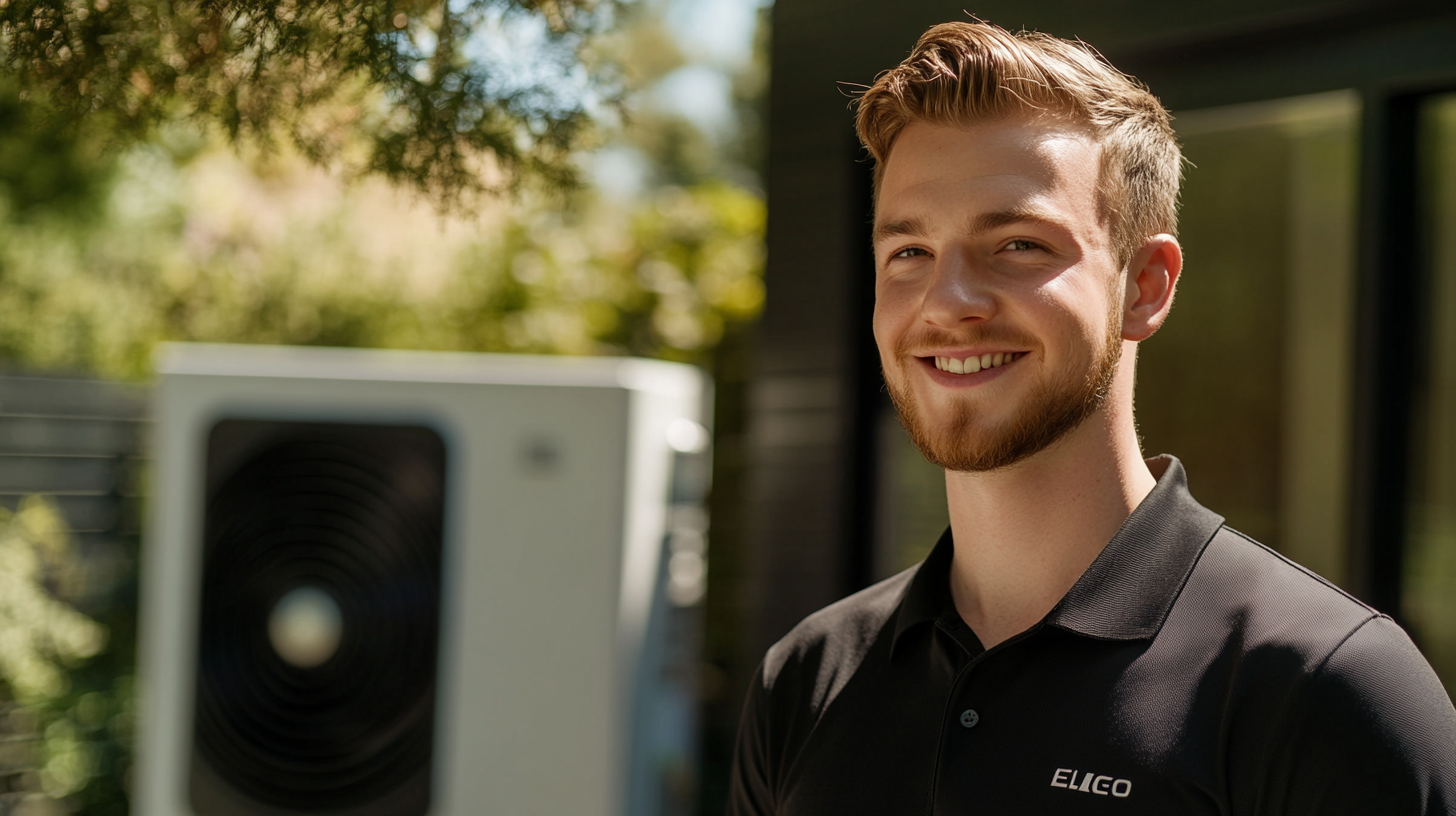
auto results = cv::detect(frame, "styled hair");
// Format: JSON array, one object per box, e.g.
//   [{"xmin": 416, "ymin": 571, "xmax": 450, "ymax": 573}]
[{"xmin": 854, "ymin": 22, "xmax": 1182, "ymax": 267}]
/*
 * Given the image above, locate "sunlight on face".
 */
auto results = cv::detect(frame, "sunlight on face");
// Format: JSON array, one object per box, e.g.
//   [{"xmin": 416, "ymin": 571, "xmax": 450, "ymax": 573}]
[{"xmin": 871, "ymin": 116, "xmax": 1125, "ymax": 472}]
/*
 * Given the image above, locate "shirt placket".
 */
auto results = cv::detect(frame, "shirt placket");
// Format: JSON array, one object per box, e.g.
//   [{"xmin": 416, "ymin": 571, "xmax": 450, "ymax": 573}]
[{"xmin": 930, "ymin": 620, "xmax": 1044, "ymax": 815}]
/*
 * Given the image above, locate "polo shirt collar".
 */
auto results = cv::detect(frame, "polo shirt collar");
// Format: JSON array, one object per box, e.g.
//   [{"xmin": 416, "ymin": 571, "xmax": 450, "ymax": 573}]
[
  {"xmin": 890, "ymin": 455, "xmax": 1226, "ymax": 652},
  {"xmin": 892, "ymin": 524, "xmax": 957, "ymax": 646}
]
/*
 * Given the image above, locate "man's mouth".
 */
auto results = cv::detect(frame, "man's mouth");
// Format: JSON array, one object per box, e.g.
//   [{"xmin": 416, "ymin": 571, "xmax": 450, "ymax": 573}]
[{"xmin": 929, "ymin": 352, "xmax": 1025, "ymax": 375}]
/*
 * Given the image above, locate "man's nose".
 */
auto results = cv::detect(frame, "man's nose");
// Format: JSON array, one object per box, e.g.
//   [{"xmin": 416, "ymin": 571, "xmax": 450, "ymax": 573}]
[{"xmin": 921, "ymin": 249, "xmax": 996, "ymax": 328}]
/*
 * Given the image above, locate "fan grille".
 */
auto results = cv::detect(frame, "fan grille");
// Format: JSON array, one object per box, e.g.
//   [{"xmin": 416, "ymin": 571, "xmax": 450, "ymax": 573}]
[{"xmin": 191, "ymin": 420, "xmax": 445, "ymax": 816}]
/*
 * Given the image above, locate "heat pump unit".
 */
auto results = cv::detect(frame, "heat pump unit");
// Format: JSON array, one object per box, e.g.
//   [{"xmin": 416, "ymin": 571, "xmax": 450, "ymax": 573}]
[{"xmin": 136, "ymin": 344, "xmax": 711, "ymax": 816}]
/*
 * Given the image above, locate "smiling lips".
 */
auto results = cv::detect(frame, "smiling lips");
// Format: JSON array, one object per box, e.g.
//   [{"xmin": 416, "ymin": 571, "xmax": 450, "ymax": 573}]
[{"xmin": 931, "ymin": 351, "xmax": 1025, "ymax": 374}]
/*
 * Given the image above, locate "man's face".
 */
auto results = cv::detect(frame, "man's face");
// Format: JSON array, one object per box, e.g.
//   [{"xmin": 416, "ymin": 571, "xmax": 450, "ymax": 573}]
[{"xmin": 872, "ymin": 115, "xmax": 1127, "ymax": 472}]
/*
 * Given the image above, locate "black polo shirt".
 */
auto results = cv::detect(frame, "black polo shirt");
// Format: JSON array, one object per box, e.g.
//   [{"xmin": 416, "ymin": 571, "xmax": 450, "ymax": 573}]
[{"xmin": 728, "ymin": 457, "xmax": 1456, "ymax": 815}]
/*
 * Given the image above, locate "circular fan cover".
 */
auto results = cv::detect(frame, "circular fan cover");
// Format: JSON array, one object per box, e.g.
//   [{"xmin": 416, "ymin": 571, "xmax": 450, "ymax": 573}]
[{"xmin": 192, "ymin": 421, "xmax": 445, "ymax": 815}]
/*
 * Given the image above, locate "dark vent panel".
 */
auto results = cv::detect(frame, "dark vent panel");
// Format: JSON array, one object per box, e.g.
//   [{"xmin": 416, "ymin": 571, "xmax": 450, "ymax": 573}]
[{"xmin": 190, "ymin": 420, "xmax": 446, "ymax": 816}]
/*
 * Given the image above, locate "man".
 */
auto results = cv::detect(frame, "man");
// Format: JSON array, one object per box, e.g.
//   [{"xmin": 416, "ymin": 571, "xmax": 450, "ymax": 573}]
[{"xmin": 728, "ymin": 21, "xmax": 1456, "ymax": 815}]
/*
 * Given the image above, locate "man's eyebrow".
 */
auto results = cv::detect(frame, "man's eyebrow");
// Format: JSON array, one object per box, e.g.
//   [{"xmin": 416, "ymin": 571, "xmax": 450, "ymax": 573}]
[
  {"xmin": 969, "ymin": 207, "xmax": 1073, "ymax": 236},
  {"xmin": 873, "ymin": 208, "xmax": 1074, "ymax": 245},
  {"xmin": 872, "ymin": 216, "xmax": 929, "ymax": 245}
]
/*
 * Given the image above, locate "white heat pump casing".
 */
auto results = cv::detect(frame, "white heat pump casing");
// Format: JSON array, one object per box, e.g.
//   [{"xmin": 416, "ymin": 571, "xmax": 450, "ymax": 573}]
[{"xmin": 135, "ymin": 344, "xmax": 710, "ymax": 816}]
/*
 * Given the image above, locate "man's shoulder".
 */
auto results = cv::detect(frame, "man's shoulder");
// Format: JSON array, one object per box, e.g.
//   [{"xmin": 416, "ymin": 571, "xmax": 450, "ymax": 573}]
[
  {"xmin": 1188, "ymin": 530, "xmax": 1456, "ymax": 806},
  {"xmin": 762, "ymin": 564, "xmax": 918, "ymax": 691},
  {"xmin": 1177, "ymin": 525, "xmax": 1390, "ymax": 665},
  {"xmin": 1178, "ymin": 524, "xmax": 1453, "ymax": 707},
  {"xmin": 1190, "ymin": 525, "xmax": 1378, "ymax": 641},
  {"xmin": 1208, "ymin": 525, "xmax": 1368, "ymax": 596}
]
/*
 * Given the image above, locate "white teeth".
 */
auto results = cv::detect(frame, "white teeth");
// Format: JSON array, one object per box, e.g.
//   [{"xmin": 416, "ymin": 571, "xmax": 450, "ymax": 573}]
[{"xmin": 934, "ymin": 352, "xmax": 1023, "ymax": 374}]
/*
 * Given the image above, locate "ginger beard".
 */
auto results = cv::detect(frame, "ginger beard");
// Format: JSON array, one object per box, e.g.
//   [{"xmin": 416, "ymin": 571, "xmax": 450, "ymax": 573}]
[{"xmin": 885, "ymin": 302, "xmax": 1125, "ymax": 473}]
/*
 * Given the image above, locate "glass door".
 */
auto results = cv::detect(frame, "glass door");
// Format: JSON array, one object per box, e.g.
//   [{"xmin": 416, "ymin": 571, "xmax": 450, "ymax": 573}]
[
  {"xmin": 1405, "ymin": 93, "xmax": 1456, "ymax": 697},
  {"xmin": 1135, "ymin": 91, "xmax": 1361, "ymax": 584}
]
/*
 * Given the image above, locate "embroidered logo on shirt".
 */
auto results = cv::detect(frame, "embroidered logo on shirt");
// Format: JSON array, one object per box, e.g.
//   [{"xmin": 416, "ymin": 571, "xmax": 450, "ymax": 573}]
[{"xmin": 1050, "ymin": 768, "xmax": 1131, "ymax": 798}]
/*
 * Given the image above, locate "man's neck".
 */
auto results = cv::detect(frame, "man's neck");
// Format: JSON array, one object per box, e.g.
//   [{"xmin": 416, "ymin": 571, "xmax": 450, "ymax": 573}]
[{"xmin": 944, "ymin": 398, "xmax": 1156, "ymax": 650}]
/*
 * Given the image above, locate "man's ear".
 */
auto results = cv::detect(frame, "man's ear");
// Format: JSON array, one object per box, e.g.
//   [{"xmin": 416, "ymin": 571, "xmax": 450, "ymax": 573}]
[{"xmin": 1122, "ymin": 235, "xmax": 1182, "ymax": 342}]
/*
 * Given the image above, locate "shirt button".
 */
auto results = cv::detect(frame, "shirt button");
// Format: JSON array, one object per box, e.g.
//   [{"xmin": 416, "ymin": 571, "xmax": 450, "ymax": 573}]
[{"xmin": 959, "ymin": 709, "xmax": 979, "ymax": 728}]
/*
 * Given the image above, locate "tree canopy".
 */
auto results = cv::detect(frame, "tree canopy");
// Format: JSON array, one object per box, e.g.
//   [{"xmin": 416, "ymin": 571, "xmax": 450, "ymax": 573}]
[
  {"xmin": 0, "ymin": 0, "xmax": 769, "ymax": 377},
  {"xmin": 0, "ymin": 0, "xmax": 624, "ymax": 206}
]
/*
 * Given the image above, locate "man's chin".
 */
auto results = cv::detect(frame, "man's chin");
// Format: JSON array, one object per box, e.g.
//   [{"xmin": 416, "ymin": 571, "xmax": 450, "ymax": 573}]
[
  {"xmin": 919, "ymin": 401, "xmax": 1015, "ymax": 444},
  {"xmin": 899, "ymin": 383, "xmax": 1092, "ymax": 473},
  {"xmin": 912, "ymin": 423, "xmax": 1017, "ymax": 473}
]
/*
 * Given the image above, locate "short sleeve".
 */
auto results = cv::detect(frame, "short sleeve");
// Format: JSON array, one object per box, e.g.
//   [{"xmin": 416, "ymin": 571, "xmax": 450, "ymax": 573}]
[
  {"xmin": 726, "ymin": 660, "xmax": 776, "ymax": 816},
  {"xmin": 1268, "ymin": 615, "xmax": 1456, "ymax": 815}
]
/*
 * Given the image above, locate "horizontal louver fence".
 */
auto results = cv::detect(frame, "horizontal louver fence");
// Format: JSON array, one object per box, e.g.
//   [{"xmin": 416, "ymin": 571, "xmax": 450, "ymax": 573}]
[{"xmin": 0, "ymin": 374, "xmax": 148, "ymax": 611}]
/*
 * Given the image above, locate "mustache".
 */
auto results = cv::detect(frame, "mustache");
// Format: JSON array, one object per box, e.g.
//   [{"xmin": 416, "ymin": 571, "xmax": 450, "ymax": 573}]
[{"xmin": 895, "ymin": 326, "xmax": 1043, "ymax": 357}]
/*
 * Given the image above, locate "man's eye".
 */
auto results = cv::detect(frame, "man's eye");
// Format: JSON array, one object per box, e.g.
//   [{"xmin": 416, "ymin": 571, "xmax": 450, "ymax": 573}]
[
  {"xmin": 892, "ymin": 247, "xmax": 928, "ymax": 259},
  {"xmin": 1004, "ymin": 239, "xmax": 1041, "ymax": 252}
]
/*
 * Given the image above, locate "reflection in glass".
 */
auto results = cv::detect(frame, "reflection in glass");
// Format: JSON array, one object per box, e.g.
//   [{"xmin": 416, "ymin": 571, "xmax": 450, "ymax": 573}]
[
  {"xmin": 1140, "ymin": 92, "xmax": 1359, "ymax": 584},
  {"xmin": 1406, "ymin": 94, "xmax": 1456, "ymax": 696}
]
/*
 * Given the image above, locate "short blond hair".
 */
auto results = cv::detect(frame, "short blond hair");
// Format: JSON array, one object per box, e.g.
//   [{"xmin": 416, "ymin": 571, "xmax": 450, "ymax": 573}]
[{"xmin": 854, "ymin": 22, "xmax": 1182, "ymax": 267}]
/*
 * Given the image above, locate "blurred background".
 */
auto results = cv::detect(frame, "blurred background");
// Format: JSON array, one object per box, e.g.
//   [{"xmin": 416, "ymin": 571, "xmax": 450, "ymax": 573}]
[{"xmin": 0, "ymin": 0, "xmax": 1452, "ymax": 813}]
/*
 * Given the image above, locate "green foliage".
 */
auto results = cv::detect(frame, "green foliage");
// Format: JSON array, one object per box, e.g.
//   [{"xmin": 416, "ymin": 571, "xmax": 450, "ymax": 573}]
[
  {"xmin": 0, "ymin": 0, "xmax": 624, "ymax": 207},
  {"xmin": 438, "ymin": 180, "xmax": 765, "ymax": 361},
  {"xmin": 0, "ymin": 80, "xmax": 114, "ymax": 220},
  {"xmin": 0, "ymin": 496, "xmax": 132, "ymax": 814},
  {"xmin": 0, "ymin": 141, "xmax": 763, "ymax": 378}
]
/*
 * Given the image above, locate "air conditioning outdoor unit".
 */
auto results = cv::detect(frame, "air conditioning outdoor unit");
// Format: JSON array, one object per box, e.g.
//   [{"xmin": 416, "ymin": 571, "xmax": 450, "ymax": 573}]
[{"xmin": 135, "ymin": 343, "xmax": 711, "ymax": 816}]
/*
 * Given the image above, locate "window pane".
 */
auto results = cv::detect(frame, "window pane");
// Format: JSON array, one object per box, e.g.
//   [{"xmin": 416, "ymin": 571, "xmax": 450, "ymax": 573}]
[
  {"xmin": 1139, "ymin": 92, "xmax": 1359, "ymax": 584},
  {"xmin": 1406, "ymin": 93, "xmax": 1456, "ymax": 696}
]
